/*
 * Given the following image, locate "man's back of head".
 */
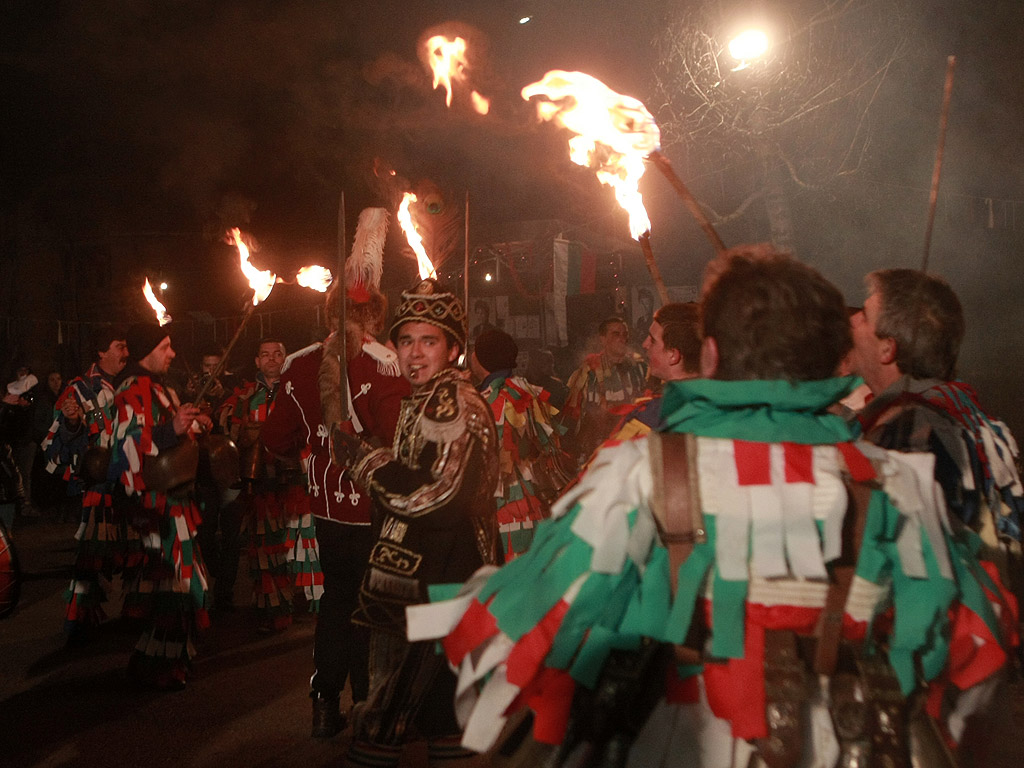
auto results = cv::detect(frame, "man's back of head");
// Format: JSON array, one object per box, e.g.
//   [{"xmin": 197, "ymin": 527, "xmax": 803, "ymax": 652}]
[
  {"xmin": 651, "ymin": 302, "xmax": 701, "ymax": 377},
  {"xmin": 702, "ymin": 254, "xmax": 851, "ymax": 381}
]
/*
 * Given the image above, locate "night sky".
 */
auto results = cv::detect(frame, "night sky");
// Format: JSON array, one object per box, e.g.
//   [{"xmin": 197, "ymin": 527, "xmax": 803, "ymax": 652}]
[{"xmin": 2, "ymin": 0, "xmax": 1022, "ymax": 427}]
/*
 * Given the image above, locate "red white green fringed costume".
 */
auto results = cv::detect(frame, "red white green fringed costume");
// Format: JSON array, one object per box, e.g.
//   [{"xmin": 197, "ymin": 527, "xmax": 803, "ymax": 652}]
[
  {"xmin": 110, "ymin": 371, "xmax": 209, "ymax": 686},
  {"xmin": 563, "ymin": 352, "xmax": 648, "ymax": 461},
  {"xmin": 223, "ymin": 375, "xmax": 322, "ymax": 627},
  {"xmin": 43, "ymin": 364, "xmax": 139, "ymax": 633},
  {"xmin": 479, "ymin": 374, "xmax": 567, "ymax": 559},
  {"xmin": 407, "ymin": 377, "xmax": 1018, "ymax": 761}
]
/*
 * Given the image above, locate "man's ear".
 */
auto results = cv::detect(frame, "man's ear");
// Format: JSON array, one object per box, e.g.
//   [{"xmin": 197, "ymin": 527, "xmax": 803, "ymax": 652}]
[
  {"xmin": 700, "ymin": 337, "xmax": 719, "ymax": 378},
  {"xmin": 448, "ymin": 344, "xmax": 460, "ymax": 364},
  {"xmin": 879, "ymin": 337, "xmax": 896, "ymax": 366}
]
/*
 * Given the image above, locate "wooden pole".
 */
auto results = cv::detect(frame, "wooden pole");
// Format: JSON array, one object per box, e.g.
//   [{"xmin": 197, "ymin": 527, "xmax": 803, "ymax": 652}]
[
  {"xmin": 922, "ymin": 56, "xmax": 957, "ymax": 272},
  {"xmin": 337, "ymin": 191, "xmax": 349, "ymax": 420},
  {"xmin": 194, "ymin": 299, "xmax": 256, "ymax": 403},
  {"xmin": 649, "ymin": 150, "xmax": 727, "ymax": 254},
  {"xmin": 638, "ymin": 233, "xmax": 671, "ymax": 306},
  {"xmin": 464, "ymin": 191, "xmax": 470, "ymax": 320}
]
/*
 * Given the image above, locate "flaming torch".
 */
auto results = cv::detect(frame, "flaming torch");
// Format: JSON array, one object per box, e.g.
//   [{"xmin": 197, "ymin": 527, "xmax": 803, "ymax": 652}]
[
  {"xmin": 397, "ymin": 192, "xmax": 438, "ymax": 280},
  {"xmin": 425, "ymin": 35, "xmax": 490, "ymax": 115},
  {"xmin": 194, "ymin": 228, "xmax": 277, "ymax": 402},
  {"xmin": 522, "ymin": 71, "xmax": 726, "ymax": 301},
  {"xmin": 295, "ymin": 265, "xmax": 333, "ymax": 293},
  {"xmin": 142, "ymin": 278, "xmax": 172, "ymax": 326}
]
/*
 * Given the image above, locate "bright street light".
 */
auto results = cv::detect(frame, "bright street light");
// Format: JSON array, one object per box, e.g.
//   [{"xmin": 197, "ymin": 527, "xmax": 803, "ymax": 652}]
[
  {"xmin": 159, "ymin": 281, "xmax": 169, "ymax": 291},
  {"xmin": 728, "ymin": 28, "xmax": 769, "ymax": 63}
]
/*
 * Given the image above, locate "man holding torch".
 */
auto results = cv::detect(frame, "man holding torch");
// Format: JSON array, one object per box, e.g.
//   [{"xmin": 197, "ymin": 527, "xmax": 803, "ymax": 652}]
[
  {"xmin": 109, "ymin": 322, "xmax": 212, "ymax": 690},
  {"xmin": 215, "ymin": 337, "xmax": 303, "ymax": 631}
]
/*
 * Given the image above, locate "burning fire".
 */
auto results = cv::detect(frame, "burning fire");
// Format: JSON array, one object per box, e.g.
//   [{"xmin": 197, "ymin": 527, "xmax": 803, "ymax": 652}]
[
  {"xmin": 142, "ymin": 278, "xmax": 172, "ymax": 326},
  {"xmin": 228, "ymin": 228, "xmax": 276, "ymax": 305},
  {"xmin": 425, "ymin": 35, "xmax": 489, "ymax": 115},
  {"xmin": 295, "ymin": 265, "xmax": 333, "ymax": 293},
  {"xmin": 397, "ymin": 193, "xmax": 437, "ymax": 280},
  {"xmin": 521, "ymin": 71, "xmax": 660, "ymax": 240}
]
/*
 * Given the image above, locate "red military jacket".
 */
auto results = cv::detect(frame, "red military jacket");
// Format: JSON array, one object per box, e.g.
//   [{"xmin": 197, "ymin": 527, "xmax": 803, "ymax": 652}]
[{"xmin": 262, "ymin": 339, "xmax": 409, "ymax": 525}]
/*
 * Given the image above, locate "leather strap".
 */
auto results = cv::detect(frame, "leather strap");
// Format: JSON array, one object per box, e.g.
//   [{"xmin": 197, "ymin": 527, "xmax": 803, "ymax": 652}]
[
  {"xmin": 813, "ymin": 481, "xmax": 873, "ymax": 675},
  {"xmin": 649, "ymin": 432, "xmax": 707, "ymax": 595},
  {"xmin": 650, "ymin": 432, "xmax": 708, "ymax": 663}
]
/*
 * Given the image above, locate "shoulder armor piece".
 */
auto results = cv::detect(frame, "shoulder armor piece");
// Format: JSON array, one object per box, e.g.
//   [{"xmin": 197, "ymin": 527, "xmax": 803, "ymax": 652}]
[
  {"xmin": 420, "ymin": 379, "xmax": 465, "ymax": 444},
  {"xmin": 362, "ymin": 340, "xmax": 401, "ymax": 377}
]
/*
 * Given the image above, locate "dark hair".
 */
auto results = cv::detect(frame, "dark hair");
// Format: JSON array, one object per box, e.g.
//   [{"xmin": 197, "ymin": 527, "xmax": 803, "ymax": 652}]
[
  {"xmin": 201, "ymin": 347, "xmax": 225, "ymax": 359},
  {"xmin": 598, "ymin": 316, "xmax": 628, "ymax": 336},
  {"xmin": 91, "ymin": 324, "xmax": 126, "ymax": 356},
  {"xmin": 255, "ymin": 337, "xmax": 286, "ymax": 355},
  {"xmin": 653, "ymin": 302, "xmax": 701, "ymax": 374},
  {"xmin": 867, "ymin": 269, "xmax": 964, "ymax": 380},
  {"xmin": 702, "ymin": 255, "xmax": 851, "ymax": 381}
]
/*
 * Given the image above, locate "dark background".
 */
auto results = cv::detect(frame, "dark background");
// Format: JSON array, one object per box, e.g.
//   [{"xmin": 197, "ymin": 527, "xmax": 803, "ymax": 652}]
[{"xmin": 1, "ymin": 0, "xmax": 1021, "ymax": 432}]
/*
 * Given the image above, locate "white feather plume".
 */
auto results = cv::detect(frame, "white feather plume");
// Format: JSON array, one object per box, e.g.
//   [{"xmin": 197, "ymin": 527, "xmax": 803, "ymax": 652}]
[{"xmin": 346, "ymin": 207, "xmax": 388, "ymax": 291}]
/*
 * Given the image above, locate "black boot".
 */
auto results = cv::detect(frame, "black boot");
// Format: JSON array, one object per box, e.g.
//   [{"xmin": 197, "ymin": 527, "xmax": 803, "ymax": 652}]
[{"xmin": 311, "ymin": 691, "xmax": 344, "ymax": 739}]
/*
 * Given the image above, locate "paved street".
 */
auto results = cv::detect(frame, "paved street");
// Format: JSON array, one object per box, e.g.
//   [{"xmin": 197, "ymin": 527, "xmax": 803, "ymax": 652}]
[{"xmin": 0, "ymin": 518, "xmax": 381, "ymax": 768}]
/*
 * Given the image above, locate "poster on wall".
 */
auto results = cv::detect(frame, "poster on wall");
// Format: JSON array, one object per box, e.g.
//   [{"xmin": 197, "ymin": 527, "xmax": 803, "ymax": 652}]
[
  {"xmin": 469, "ymin": 297, "xmax": 497, "ymax": 344},
  {"xmin": 631, "ymin": 285, "xmax": 698, "ymax": 340}
]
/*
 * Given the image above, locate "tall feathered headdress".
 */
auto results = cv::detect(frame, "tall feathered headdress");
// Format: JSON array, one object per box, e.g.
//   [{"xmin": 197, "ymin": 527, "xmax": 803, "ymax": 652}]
[
  {"xmin": 320, "ymin": 207, "xmax": 390, "ymax": 436},
  {"xmin": 345, "ymin": 207, "xmax": 388, "ymax": 303}
]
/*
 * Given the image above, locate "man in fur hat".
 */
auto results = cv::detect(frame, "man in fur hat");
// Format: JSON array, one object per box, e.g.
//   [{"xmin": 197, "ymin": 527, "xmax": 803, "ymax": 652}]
[
  {"xmin": 262, "ymin": 208, "xmax": 410, "ymax": 738},
  {"xmin": 333, "ymin": 278, "xmax": 500, "ymax": 768},
  {"xmin": 109, "ymin": 322, "xmax": 212, "ymax": 690}
]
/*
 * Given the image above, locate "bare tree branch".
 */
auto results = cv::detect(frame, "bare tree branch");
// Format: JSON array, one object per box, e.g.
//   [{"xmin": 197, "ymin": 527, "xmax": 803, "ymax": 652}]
[{"xmin": 652, "ymin": 0, "xmax": 907, "ymax": 228}]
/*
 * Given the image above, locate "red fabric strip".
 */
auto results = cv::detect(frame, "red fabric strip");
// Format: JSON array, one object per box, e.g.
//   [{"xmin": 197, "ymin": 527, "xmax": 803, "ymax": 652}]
[
  {"xmin": 515, "ymin": 668, "xmax": 576, "ymax": 744},
  {"xmin": 442, "ymin": 598, "xmax": 499, "ymax": 666},
  {"xmin": 837, "ymin": 442, "xmax": 876, "ymax": 482},
  {"xmin": 505, "ymin": 599, "xmax": 570, "ymax": 687},
  {"xmin": 783, "ymin": 443, "xmax": 814, "ymax": 483},
  {"xmin": 734, "ymin": 440, "xmax": 771, "ymax": 486}
]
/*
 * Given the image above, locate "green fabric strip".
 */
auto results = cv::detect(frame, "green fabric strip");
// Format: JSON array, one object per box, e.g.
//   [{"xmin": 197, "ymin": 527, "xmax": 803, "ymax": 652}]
[
  {"xmin": 619, "ymin": 545, "xmax": 672, "ymax": 638},
  {"xmin": 485, "ymin": 512, "xmax": 595, "ymax": 640},
  {"xmin": 863, "ymin": 492, "xmax": 956, "ymax": 691},
  {"xmin": 547, "ymin": 569, "xmax": 632, "ymax": 669},
  {"xmin": 661, "ymin": 377, "xmax": 859, "ymax": 444},
  {"xmin": 569, "ymin": 625, "xmax": 642, "ymax": 688},
  {"xmin": 664, "ymin": 530, "xmax": 716, "ymax": 646},
  {"xmin": 710, "ymin": 575, "xmax": 748, "ymax": 659}
]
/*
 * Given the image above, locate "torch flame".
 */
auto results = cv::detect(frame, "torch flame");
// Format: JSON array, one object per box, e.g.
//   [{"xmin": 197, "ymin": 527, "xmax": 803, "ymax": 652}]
[
  {"xmin": 296, "ymin": 265, "xmax": 333, "ymax": 293},
  {"xmin": 142, "ymin": 278, "xmax": 172, "ymax": 326},
  {"xmin": 470, "ymin": 90, "xmax": 490, "ymax": 115},
  {"xmin": 425, "ymin": 35, "xmax": 489, "ymax": 115},
  {"xmin": 397, "ymin": 193, "xmax": 437, "ymax": 280},
  {"xmin": 228, "ymin": 227, "xmax": 276, "ymax": 305},
  {"xmin": 521, "ymin": 71, "xmax": 660, "ymax": 240}
]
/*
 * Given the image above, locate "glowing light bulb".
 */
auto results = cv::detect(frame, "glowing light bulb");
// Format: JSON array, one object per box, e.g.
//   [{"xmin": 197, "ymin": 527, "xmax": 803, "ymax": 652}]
[{"xmin": 728, "ymin": 29, "xmax": 769, "ymax": 62}]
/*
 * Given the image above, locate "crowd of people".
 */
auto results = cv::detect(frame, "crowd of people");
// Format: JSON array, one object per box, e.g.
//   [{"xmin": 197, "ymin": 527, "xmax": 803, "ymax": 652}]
[{"xmin": 1, "ymin": 229, "xmax": 1021, "ymax": 767}]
